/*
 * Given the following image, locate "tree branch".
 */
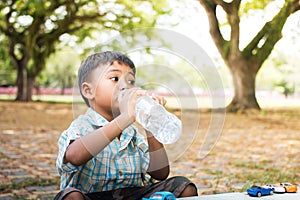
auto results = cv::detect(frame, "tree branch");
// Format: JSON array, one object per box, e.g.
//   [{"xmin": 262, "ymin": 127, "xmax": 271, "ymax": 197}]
[
  {"xmin": 244, "ymin": 0, "xmax": 300, "ymax": 65},
  {"xmin": 213, "ymin": 0, "xmax": 231, "ymax": 13},
  {"xmin": 289, "ymin": 0, "xmax": 300, "ymax": 12},
  {"xmin": 4, "ymin": 5, "xmax": 23, "ymax": 63},
  {"xmin": 74, "ymin": 13, "xmax": 107, "ymax": 22},
  {"xmin": 227, "ymin": 0, "xmax": 241, "ymax": 55},
  {"xmin": 199, "ymin": 0, "xmax": 229, "ymax": 59}
]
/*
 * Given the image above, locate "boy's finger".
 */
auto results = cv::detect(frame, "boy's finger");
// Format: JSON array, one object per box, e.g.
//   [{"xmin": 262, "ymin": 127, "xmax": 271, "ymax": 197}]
[
  {"xmin": 136, "ymin": 89, "xmax": 147, "ymax": 96},
  {"xmin": 161, "ymin": 98, "xmax": 167, "ymax": 106}
]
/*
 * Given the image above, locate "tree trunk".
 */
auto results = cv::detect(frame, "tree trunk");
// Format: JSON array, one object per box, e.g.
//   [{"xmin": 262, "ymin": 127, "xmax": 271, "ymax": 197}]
[
  {"xmin": 61, "ymin": 79, "xmax": 66, "ymax": 95},
  {"xmin": 227, "ymin": 58, "xmax": 260, "ymax": 112},
  {"xmin": 15, "ymin": 59, "xmax": 34, "ymax": 102},
  {"xmin": 26, "ymin": 77, "xmax": 34, "ymax": 101},
  {"xmin": 15, "ymin": 61, "xmax": 29, "ymax": 101}
]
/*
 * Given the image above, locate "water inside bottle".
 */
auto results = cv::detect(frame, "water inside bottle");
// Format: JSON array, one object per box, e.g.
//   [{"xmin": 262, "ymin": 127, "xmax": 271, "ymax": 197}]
[{"xmin": 135, "ymin": 96, "xmax": 181, "ymax": 144}]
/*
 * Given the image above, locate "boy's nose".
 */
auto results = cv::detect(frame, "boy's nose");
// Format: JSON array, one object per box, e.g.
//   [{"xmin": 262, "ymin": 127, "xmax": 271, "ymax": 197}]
[{"xmin": 119, "ymin": 77, "xmax": 128, "ymax": 91}]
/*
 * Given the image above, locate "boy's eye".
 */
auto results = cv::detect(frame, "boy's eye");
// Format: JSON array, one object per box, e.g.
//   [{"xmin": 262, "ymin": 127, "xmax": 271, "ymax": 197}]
[
  {"xmin": 110, "ymin": 77, "xmax": 119, "ymax": 81},
  {"xmin": 128, "ymin": 80, "xmax": 135, "ymax": 85}
]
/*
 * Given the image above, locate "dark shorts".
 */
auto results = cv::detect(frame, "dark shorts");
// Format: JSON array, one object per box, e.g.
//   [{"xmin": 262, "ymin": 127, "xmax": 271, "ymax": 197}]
[{"xmin": 54, "ymin": 176, "xmax": 196, "ymax": 200}]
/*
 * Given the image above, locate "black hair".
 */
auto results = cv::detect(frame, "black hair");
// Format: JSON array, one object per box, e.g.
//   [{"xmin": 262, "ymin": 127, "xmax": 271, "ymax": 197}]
[{"xmin": 78, "ymin": 51, "xmax": 136, "ymax": 107}]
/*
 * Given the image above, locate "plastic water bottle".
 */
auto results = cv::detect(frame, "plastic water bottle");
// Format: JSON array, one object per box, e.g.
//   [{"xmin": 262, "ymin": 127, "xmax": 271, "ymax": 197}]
[{"xmin": 135, "ymin": 95, "xmax": 182, "ymax": 144}]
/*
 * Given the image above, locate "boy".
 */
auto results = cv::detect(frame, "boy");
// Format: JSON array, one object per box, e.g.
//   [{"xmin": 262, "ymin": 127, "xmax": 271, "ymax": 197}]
[{"xmin": 55, "ymin": 51, "xmax": 198, "ymax": 199}]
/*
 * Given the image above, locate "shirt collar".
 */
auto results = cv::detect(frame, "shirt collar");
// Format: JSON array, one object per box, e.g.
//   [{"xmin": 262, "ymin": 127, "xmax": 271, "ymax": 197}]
[{"xmin": 86, "ymin": 107, "xmax": 108, "ymax": 129}]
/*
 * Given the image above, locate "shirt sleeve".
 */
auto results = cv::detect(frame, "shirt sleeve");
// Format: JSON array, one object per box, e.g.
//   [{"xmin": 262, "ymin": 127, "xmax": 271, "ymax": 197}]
[
  {"xmin": 56, "ymin": 127, "xmax": 80, "ymax": 174},
  {"xmin": 135, "ymin": 131, "xmax": 150, "ymax": 171},
  {"xmin": 134, "ymin": 131, "xmax": 156, "ymax": 184}
]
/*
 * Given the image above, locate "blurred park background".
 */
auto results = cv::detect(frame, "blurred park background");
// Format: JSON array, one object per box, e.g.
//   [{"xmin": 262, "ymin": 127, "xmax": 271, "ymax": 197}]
[{"xmin": 0, "ymin": 0, "xmax": 300, "ymax": 199}]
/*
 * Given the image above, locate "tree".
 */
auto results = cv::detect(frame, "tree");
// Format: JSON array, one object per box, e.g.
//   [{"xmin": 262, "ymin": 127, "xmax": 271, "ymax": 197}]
[
  {"xmin": 198, "ymin": 0, "xmax": 300, "ymax": 111},
  {"xmin": 37, "ymin": 48, "xmax": 79, "ymax": 94},
  {"xmin": 275, "ymin": 80, "xmax": 295, "ymax": 97},
  {"xmin": 0, "ymin": 0, "xmax": 168, "ymax": 101},
  {"xmin": 0, "ymin": 36, "xmax": 15, "ymax": 86}
]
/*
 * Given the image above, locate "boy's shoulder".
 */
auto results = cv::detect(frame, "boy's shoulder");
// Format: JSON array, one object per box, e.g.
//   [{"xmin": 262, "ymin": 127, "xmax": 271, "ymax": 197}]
[
  {"xmin": 64, "ymin": 108, "xmax": 104, "ymax": 134},
  {"xmin": 73, "ymin": 108, "xmax": 106, "ymax": 125}
]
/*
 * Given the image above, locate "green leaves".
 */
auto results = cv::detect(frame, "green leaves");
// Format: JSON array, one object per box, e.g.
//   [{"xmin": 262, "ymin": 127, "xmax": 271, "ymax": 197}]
[
  {"xmin": 240, "ymin": 0, "xmax": 276, "ymax": 15},
  {"xmin": 0, "ymin": 0, "xmax": 169, "ymax": 100}
]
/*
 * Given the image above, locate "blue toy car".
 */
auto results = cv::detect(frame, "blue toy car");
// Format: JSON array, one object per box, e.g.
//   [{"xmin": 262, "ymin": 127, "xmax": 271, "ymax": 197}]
[
  {"xmin": 247, "ymin": 185, "xmax": 274, "ymax": 197},
  {"xmin": 142, "ymin": 191, "xmax": 176, "ymax": 200}
]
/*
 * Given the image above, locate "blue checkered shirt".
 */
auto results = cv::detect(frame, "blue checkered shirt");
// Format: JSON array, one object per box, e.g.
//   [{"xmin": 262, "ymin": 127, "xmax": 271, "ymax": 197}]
[{"xmin": 56, "ymin": 108, "xmax": 153, "ymax": 193}]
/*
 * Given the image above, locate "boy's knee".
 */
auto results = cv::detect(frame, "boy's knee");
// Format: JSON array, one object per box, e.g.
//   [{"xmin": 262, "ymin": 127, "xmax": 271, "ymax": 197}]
[
  {"xmin": 180, "ymin": 184, "xmax": 198, "ymax": 197},
  {"xmin": 63, "ymin": 191, "xmax": 85, "ymax": 200}
]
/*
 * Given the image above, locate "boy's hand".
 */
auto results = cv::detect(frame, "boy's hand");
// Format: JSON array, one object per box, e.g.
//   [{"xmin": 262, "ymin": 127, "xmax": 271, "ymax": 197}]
[
  {"xmin": 118, "ymin": 88, "xmax": 146, "ymax": 122},
  {"xmin": 149, "ymin": 93, "xmax": 167, "ymax": 106}
]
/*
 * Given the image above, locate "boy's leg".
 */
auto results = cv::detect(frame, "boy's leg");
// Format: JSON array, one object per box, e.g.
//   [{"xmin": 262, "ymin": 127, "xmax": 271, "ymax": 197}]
[
  {"xmin": 142, "ymin": 176, "xmax": 198, "ymax": 198},
  {"xmin": 85, "ymin": 187, "xmax": 144, "ymax": 200},
  {"xmin": 86, "ymin": 176, "xmax": 197, "ymax": 200},
  {"xmin": 55, "ymin": 176, "xmax": 197, "ymax": 200},
  {"xmin": 54, "ymin": 187, "xmax": 91, "ymax": 200}
]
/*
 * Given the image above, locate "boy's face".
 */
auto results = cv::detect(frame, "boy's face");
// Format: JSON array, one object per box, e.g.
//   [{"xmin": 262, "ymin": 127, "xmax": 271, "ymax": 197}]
[{"xmin": 87, "ymin": 61, "xmax": 135, "ymax": 120}]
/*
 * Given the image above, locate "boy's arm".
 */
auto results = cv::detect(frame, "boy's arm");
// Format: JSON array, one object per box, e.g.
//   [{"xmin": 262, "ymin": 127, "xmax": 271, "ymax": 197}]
[
  {"xmin": 64, "ymin": 114, "xmax": 132, "ymax": 166},
  {"xmin": 64, "ymin": 87, "xmax": 141, "ymax": 166},
  {"xmin": 146, "ymin": 131, "xmax": 170, "ymax": 180},
  {"xmin": 145, "ymin": 93, "xmax": 170, "ymax": 180}
]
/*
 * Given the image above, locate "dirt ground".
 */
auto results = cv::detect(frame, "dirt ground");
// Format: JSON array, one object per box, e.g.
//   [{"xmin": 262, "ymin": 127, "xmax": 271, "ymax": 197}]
[
  {"xmin": 0, "ymin": 101, "xmax": 74, "ymax": 131},
  {"xmin": 0, "ymin": 101, "xmax": 300, "ymax": 198}
]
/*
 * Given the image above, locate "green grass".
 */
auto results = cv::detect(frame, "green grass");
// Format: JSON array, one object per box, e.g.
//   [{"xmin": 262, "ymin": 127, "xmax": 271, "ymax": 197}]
[
  {"xmin": 239, "ymin": 169, "xmax": 297, "ymax": 191},
  {"xmin": 202, "ymin": 159, "xmax": 299, "ymax": 194},
  {"xmin": 204, "ymin": 169, "xmax": 223, "ymax": 176},
  {"xmin": 0, "ymin": 94, "xmax": 78, "ymax": 103},
  {"xmin": 0, "ymin": 177, "xmax": 58, "ymax": 193},
  {"xmin": 229, "ymin": 159, "xmax": 273, "ymax": 170},
  {"xmin": 0, "ymin": 152, "xmax": 7, "ymax": 159},
  {"xmin": 231, "ymin": 160, "xmax": 298, "ymax": 186}
]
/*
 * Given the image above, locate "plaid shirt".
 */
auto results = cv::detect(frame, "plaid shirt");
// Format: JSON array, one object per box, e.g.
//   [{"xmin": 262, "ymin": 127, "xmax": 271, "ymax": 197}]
[{"xmin": 56, "ymin": 108, "xmax": 153, "ymax": 193}]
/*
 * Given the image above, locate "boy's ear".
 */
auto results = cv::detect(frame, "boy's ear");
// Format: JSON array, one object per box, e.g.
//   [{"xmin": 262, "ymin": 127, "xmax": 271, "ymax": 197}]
[{"xmin": 81, "ymin": 82, "xmax": 95, "ymax": 100}]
